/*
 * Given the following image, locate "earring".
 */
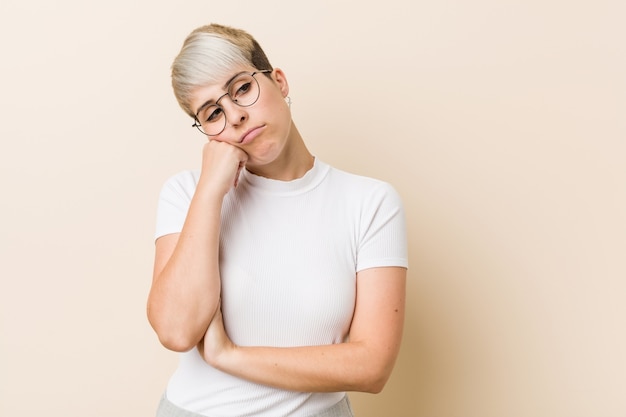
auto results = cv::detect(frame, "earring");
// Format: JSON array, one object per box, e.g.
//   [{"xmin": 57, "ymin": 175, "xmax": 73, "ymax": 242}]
[{"xmin": 286, "ymin": 96, "xmax": 292, "ymax": 108}]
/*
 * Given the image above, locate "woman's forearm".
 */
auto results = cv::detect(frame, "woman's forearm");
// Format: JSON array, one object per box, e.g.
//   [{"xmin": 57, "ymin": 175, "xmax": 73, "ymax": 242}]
[
  {"xmin": 213, "ymin": 341, "xmax": 395, "ymax": 393},
  {"xmin": 148, "ymin": 186, "xmax": 223, "ymax": 352}
]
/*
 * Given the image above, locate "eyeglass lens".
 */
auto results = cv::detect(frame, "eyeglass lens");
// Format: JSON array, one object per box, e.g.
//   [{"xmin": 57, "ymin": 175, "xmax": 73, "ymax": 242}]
[{"xmin": 195, "ymin": 73, "xmax": 262, "ymax": 136}]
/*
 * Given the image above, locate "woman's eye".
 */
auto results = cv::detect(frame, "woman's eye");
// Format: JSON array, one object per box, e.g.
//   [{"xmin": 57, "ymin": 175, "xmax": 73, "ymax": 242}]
[
  {"xmin": 205, "ymin": 107, "xmax": 223, "ymax": 122},
  {"xmin": 234, "ymin": 82, "xmax": 252, "ymax": 97}
]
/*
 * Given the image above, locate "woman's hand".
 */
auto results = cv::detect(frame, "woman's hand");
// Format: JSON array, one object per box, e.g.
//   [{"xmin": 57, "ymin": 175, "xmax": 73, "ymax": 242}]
[
  {"xmin": 199, "ymin": 302, "xmax": 236, "ymax": 368},
  {"xmin": 198, "ymin": 140, "xmax": 248, "ymax": 198}
]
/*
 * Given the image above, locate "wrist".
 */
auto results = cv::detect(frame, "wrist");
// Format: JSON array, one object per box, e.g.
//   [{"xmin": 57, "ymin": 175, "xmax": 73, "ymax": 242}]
[
  {"xmin": 195, "ymin": 176, "xmax": 229, "ymax": 201},
  {"xmin": 205, "ymin": 339, "xmax": 238, "ymax": 371}
]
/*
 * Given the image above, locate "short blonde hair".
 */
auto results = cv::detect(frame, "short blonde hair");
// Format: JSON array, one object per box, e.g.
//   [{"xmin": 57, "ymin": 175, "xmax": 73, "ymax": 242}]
[{"xmin": 171, "ymin": 24, "xmax": 274, "ymax": 117}]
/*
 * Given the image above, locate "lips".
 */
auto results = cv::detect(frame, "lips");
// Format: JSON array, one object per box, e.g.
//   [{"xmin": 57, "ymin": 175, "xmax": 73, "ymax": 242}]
[{"xmin": 239, "ymin": 125, "xmax": 265, "ymax": 145}]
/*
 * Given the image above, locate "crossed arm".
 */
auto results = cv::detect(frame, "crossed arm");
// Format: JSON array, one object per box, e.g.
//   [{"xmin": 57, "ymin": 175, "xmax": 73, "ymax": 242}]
[{"xmin": 199, "ymin": 266, "xmax": 406, "ymax": 394}]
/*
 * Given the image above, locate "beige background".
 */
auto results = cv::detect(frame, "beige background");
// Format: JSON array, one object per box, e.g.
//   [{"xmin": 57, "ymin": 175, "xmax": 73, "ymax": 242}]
[{"xmin": 1, "ymin": 0, "xmax": 624, "ymax": 416}]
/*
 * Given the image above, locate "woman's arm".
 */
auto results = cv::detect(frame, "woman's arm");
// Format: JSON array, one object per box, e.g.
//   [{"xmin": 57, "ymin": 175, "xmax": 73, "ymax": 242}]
[
  {"xmin": 201, "ymin": 266, "xmax": 406, "ymax": 393},
  {"xmin": 147, "ymin": 140, "xmax": 247, "ymax": 352}
]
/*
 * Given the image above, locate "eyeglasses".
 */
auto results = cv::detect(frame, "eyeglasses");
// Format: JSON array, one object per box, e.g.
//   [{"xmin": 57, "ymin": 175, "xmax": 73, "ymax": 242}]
[{"xmin": 192, "ymin": 70, "xmax": 272, "ymax": 136}]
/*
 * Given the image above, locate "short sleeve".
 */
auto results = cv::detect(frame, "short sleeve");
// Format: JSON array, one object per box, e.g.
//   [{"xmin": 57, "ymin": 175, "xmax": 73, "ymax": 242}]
[
  {"xmin": 154, "ymin": 170, "xmax": 200, "ymax": 240},
  {"xmin": 356, "ymin": 182, "xmax": 408, "ymax": 272}
]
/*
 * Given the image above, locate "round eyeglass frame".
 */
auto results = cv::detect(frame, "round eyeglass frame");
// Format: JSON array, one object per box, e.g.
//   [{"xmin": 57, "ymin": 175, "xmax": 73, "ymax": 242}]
[{"xmin": 191, "ymin": 70, "xmax": 272, "ymax": 136}]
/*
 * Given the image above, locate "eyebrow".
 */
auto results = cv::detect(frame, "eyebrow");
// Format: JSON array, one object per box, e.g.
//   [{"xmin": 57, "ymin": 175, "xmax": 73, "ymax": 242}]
[{"xmin": 194, "ymin": 71, "xmax": 248, "ymax": 116}]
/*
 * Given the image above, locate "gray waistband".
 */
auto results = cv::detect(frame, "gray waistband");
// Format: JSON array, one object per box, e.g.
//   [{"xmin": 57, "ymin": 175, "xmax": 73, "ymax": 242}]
[{"xmin": 156, "ymin": 394, "xmax": 354, "ymax": 417}]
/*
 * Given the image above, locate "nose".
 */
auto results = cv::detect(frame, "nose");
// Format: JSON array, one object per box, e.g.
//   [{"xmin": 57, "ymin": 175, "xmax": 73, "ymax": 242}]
[{"xmin": 220, "ymin": 97, "xmax": 248, "ymax": 128}]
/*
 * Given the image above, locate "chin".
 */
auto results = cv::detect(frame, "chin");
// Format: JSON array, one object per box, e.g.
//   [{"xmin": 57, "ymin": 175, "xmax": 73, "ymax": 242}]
[{"xmin": 247, "ymin": 143, "xmax": 283, "ymax": 166}]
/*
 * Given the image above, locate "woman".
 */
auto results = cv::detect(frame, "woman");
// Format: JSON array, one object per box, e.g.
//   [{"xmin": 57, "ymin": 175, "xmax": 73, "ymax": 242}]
[{"xmin": 148, "ymin": 23, "xmax": 408, "ymax": 417}]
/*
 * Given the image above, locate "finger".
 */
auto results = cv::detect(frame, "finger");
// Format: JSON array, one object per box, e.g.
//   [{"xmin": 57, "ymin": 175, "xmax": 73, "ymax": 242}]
[{"xmin": 234, "ymin": 159, "xmax": 247, "ymax": 187}]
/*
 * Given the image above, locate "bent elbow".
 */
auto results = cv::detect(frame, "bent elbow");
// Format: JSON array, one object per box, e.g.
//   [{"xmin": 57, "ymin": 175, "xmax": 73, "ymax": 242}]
[
  {"xmin": 361, "ymin": 373, "xmax": 389, "ymax": 394},
  {"xmin": 150, "ymin": 320, "xmax": 200, "ymax": 352},
  {"xmin": 148, "ymin": 311, "xmax": 200, "ymax": 352},
  {"xmin": 357, "ymin": 358, "xmax": 395, "ymax": 394},
  {"xmin": 157, "ymin": 332, "xmax": 198, "ymax": 352},
  {"xmin": 365, "ymin": 383, "xmax": 385, "ymax": 395}
]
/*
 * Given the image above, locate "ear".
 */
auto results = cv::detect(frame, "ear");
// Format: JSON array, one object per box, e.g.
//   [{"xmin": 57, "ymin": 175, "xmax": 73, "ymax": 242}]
[{"xmin": 271, "ymin": 68, "xmax": 290, "ymax": 98}]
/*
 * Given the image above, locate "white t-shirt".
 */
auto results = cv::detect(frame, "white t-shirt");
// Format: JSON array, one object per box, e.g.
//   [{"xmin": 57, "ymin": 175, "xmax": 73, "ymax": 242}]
[{"xmin": 155, "ymin": 158, "xmax": 408, "ymax": 417}]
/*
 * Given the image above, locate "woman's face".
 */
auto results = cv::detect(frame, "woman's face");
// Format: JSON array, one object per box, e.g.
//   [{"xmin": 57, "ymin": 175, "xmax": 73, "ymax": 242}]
[{"xmin": 189, "ymin": 67, "xmax": 293, "ymax": 169}]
